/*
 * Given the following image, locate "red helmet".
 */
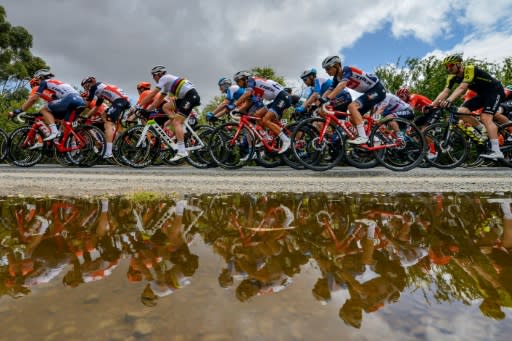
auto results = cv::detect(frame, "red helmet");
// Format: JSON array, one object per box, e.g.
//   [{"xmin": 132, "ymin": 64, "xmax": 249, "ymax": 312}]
[
  {"xmin": 137, "ymin": 81, "xmax": 151, "ymax": 91},
  {"xmin": 29, "ymin": 78, "xmax": 39, "ymax": 88},
  {"xmin": 396, "ymin": 87, "xmax": 410, "ymax": 100}
]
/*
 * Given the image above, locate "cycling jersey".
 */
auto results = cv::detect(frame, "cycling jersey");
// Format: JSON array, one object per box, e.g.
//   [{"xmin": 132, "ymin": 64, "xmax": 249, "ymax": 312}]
[
  {"xmin": 446, "ymin": 64, "xmax": 502, "ymax": 93},
  {"xmin": 37, "ymin": 79, "xmax": 78, "ymax": 99},
  {"xmin": 87, "ymin": 82, "xmax": 129, "ymax": 105},
  {"xmin": 247, "ymin": 77, "xmax": 284, "ymax": 101},
  {"xmin": 136, "ymin": 90, "xmax": 168, "ymax": 109},
  {"xmin": 226, "ymin": 85, "xmax": 245, "ymax": 103},
  {"xmin": 156, "ymin": 74, "xmax": 195, "ymax": 99},
  {"xmin": 310, "ymin": 77, "xmax": 332, "ymax": 97},
  {"xmin": 374, "ymin": 94, "xmax": 411, "ymax": 116},
  {"xmin": 331, "ymin": 66, "xmax": 380, "ymax": 93},
  {"xmin": 30, "ymin": 86, "xmax": 54, "ymax": 102},
  {"xmin": 408, "ymin": 94, "xmax": 432, "ymax": 111}
]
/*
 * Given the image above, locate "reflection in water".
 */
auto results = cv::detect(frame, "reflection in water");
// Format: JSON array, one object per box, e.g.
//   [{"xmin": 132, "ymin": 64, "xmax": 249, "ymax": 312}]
[{"xmin": 0, "ymin": 193, "xmax": 511, "ymax": 334}]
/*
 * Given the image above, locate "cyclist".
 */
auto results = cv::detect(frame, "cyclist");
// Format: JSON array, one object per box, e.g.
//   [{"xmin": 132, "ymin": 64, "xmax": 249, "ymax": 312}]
[
  {"xmin": 497, "ymin": 85, "xmax": 512, "ymax": 120},
  {"xmin": 372, "ymin": 93, "xmax": 414, "ymax": 139},
  {"xmin": 206, "ymin": 77, "xmax": 246, "ymax": 122},
  {"xmin": 139, "ymin": 65, "xmax": 201, "ymax": 162},
  {"xmin": 14, "ymin": 69, "xmax": 84, "ymax": 141},
  {"xmin": 432, "ymin": 54, "xmax": 505, "ymax": 160},
  {"xmin": 81, "ymin": 76, "xmax": 131, "ymax": 159},
  {"xmin": 321, "ymin": 56, "xmax": 386, "ymax": 144},
  {"xmin": 396, "ymin": 87, "xmax": 432, "ymax": 113},
  {"xmin": 233, "ymin": 71, "xmax": 292, "ymax": 154},
  {"xmin": 299, "ymin": 68, "xmax": 352, "ymax": 115}
]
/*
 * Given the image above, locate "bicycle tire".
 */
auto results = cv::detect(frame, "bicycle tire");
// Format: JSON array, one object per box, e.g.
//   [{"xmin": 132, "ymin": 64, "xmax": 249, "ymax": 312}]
[
  {"xmin": 280, "ymin": 122, "xmax": 305, "ymax": 170},
  {"xmin": 185, "ymin": 125, "xmax": 216, "ymax": 169},
  {"xmin": 116, "ymin": 125, "xmax": 155, "ymax": 168},
  {"xmin": 68, "ymin": 125, "xmax": 106, "ymax": 167},
  {"xmin": 369, "ymin": 118, "xmax": 426, "ymax": 171},
  {"xmin": 423, "ymin": 122, "xmax": 469, "ymax": 169},
  {"xmin": 8, "ymin": 126, "xmax": 44, "ymax": 167},
  {"xmin": 209, "ymin": 122, "xmax": 255, "ymax": 169},
  {"xmin": 498, "ymin": 122, "xmax": 512, "ymax": 167},
  {"xmin": 291, "ymin": 117, "xmax": 345, "ymax": 171},
  {"xmin": 0, "ymin": 128, "xmax": 8, "ymax": 162},
  {"xmin": 344, "ymin": 144, "xmax": 379, "ymax": 169}
]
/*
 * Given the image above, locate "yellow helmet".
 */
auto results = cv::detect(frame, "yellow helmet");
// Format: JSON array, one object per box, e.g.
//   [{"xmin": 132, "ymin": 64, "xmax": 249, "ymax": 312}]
[{"xmin": 442, "ymin": 54, "xmax": 463, "ymax": 65}]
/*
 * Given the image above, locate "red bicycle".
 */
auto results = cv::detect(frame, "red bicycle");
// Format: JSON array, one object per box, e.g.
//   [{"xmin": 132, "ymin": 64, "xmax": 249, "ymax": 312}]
[
  {"xmin": 209, "ymin": 111, "xmax": 295, "ymax": 169},
  {"xmin": 8, "ymin": 112, "xmax": 105, "ymax": 167},
  {"xmin": 290, "ymin": 104, "xmax": 426, "ymax": 171}
]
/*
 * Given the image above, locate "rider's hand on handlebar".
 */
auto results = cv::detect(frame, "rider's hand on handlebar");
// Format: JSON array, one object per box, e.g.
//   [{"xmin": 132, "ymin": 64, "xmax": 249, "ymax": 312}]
[
  {"xmin": 439, "ymin": 100, "xmax": 452, "ymax": 108},
  {"xmin": 206, "ymin": 112, "xmax": 217, "ymax": 122},
  {"xmin": 318, "ymin": 97, "xmax": 329, "ymax": 105}
]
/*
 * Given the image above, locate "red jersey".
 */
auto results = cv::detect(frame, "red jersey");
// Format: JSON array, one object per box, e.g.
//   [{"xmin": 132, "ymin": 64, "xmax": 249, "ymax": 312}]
[{"xmin": 408, "ymin": 94, "xmax": 432, "ymax": 111}]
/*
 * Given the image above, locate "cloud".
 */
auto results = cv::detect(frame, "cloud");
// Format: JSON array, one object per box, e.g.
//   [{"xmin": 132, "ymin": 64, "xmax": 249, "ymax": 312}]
[{"xmin": 3, "ymin": 0, "xmax": 512, "ymax": 106}]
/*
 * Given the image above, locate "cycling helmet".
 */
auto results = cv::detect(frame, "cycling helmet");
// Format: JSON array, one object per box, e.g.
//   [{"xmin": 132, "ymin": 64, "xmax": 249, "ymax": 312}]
[
  {"xmin": 81, "ymin": 76, "xmax": 96, "ymax": 87},
  {"xmin": 233, "ymin": 71, "xmax": 252, "ymax": 81},
  {"xmin": 396, "ymin": 87, "xmax": 410, "ymax": 99},
  {"xmin": 151, "ymin": 65, "xmax": 167, "ymax": 75},
  {"xmin": 29, "ymin": 78, "xmax": 39, "ymax": 88},
  {"xmin": 218, "ymin": 77, "xmax": 232, "ymax": 87},
  {"xmin": 442, "ymin": 53, "xmax": 463, "ymax": 65},
  {"xmin": 322, "ymin": 56, "xmax": 341, "ymax": 69},
  {"xmin": 137, "ymin": 81, "xmax": 151, "ymax": 91},
  {"xmin": 300, "ymin": 68, "xmax": 317, "ymax": 80},
  {"xmin": 33, "ymin": 69, "xmax": 54, "ymax": 80}
]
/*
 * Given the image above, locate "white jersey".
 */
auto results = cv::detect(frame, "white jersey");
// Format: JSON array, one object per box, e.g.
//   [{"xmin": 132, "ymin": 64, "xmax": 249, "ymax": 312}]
[
  {"xmin": 38, "ymin": 79, "xmax": 78, "ymax": 99},
  {"xmin": 374, "ymin": 94, "xmax": 411, "ymax": 114},
  {"xmin": 156, "ymin": 74, "xmax": 195, "ymax": 99},
  {"xmin": 89, "ymin": 82, "xmax": 128, "ymax": 103},
  {"xmin": 248, "ymin": 77, "xmax": 283, "ymax": 101}
]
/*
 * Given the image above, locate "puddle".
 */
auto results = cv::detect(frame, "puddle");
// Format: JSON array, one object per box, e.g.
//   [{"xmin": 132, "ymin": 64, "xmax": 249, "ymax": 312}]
[{"xmin": 0, "ymin": 192, "xmax": 511, "ymax": 340}]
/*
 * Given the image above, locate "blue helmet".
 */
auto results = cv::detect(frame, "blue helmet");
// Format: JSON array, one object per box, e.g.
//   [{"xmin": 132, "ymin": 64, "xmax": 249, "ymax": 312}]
[
  {"xmin": 218, "ymin": 77, "xmax": 232, "ymax": 87},
  {"xmin": 301, "ymin": 68, "xmax": 317, "ymax": 80}
]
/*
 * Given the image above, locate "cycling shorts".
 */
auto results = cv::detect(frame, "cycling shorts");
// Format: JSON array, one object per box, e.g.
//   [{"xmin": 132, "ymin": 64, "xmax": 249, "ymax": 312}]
[
  {"xmin": 106, "ymin": 98, "xmax": 130, "ymax": 122},
  {"xmin": 175, "ymin": 89, "xmax": 200, "ymax": 118},
  {"xmin": 48, "ymin": 93, "xmax": 85, "ymax": 121},
  {"xmin": 354, "ymin": 82, "xmax": 387, "ymax": 114},
  {"xmin": 462, "ymin": 88, "xmax": 505, "ymax": 115},
  {"xmin": 267, "ymin": 90, "xmax": 291, "ymax": 118}
]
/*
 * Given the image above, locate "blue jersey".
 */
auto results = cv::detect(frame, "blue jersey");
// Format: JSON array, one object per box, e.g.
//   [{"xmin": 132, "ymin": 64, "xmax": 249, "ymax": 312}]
[
  {"xmin": 311, "ymin": 77, "xmax": 332, "ymax": 97},
  {"xmin": 225, "ymin": 85, "xmax": 245, "ymax": 104}
]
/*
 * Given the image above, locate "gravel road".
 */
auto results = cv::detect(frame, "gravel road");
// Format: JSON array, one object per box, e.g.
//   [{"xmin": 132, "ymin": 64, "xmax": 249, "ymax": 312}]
[{"xmin": 1, "ymin": 164, "xmax": 511, "ymax": 197}]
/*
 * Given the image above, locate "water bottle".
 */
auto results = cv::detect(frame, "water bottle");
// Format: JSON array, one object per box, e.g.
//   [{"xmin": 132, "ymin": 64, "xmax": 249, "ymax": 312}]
[{"xmin": 36, "ymin": 121, "xmax": 51, "ymax": 138}]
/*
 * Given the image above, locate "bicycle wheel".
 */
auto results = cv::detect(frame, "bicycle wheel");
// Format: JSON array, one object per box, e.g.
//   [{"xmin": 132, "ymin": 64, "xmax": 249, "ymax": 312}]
[
  {"xmin": 344, "ymin": 144, "xmax": 379, "ymax": 169},
  {"xmin": 498, "ymin": 122, "xmax": 512, "ymax": 167},
  {"xmin": 8, "ymin": 126, "xmax": 44, "ymax": 167},
  {"xmin": 422, "ymin": 122, "xmax": 468, "ymax": 169},
  {"xmin": 369, "ymin": 118, "xmax": 426, "ymax": 171},
  {"xmin": 209, "ymin": 122, "xmax": 255, "ymax": 169},
  {"xmin": 291, "ymin": 117, "xmax": 345, "ymax": 171},
  {"xmin": 67, "ymin": 125, "xmax": 106, "ymax": 167},
  {"xmin": 280, "ymin": 122, "xmax": 305, "ymax": 170},
  {"xmin": 116, "ymin": 125, "xmax": 155, "ymax": 168},
  {"xmin": 185, "ymin": 125, "xmax": 216, "ymax": 169},
  {"xmin": 0, "ymin": 128, "xmax": 8, "ymax": 162}
]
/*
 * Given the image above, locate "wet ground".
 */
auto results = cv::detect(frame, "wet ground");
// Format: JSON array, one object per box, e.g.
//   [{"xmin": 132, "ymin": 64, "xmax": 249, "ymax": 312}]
[{"xmin": 1, "ymin": 192, "xmax": 511, "ymax": 340}]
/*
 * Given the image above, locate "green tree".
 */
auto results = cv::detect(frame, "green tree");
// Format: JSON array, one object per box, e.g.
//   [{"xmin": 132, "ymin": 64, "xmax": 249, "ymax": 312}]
[
  {"xmin": 251, "ymin": 66, "xmax": 286, "ymax": 85},
  {"xmin": 0, "ymin": 5, "xmax": 48, "ymax": 96}
]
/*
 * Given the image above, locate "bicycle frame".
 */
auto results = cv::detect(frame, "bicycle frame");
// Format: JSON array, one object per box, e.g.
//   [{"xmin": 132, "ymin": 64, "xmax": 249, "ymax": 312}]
[
  {"xmin": 443, "ymin": 109, "xmax": 487, "ymax": 147},
  {"xmin": 22, "ymin": 117, "xmax": 87, "ymax": 153},
  {"xmin": 228, "ymin": 114, "xmax": 285, "ymax": 153},
  {"xmin": 135, "ymin": 115, "xmax": 205, "ymax": 152},
  {"xmin": 316, "ymin": 107, "xmax": 403, "ymax": 152}
]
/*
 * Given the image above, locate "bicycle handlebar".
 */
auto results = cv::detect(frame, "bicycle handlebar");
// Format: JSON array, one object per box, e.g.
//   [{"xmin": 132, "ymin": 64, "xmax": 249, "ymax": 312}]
[{"xmin": 11, "ymin": 111, "xmax": 28, "ymax": 124}]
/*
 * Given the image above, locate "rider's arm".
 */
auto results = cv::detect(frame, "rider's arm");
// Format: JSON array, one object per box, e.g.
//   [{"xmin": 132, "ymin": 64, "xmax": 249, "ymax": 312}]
[
  {"xmin": 431, "ymin": 88, "xmax": 451, "ymax": 107},
  {"xmin": 21, "ymin": 93, "xmax": 40, "ymax": 112},
  {"xmin": 325, "ymin": 80, "xmax": 347, "ymax": 100},
  {"xmin": 140, "ymin": 88, "xmax": 160, "ymax": 109},
  {"xmin": 446, "ymin": 82, "xmax": 469, "ymax": 104},
  {"xmin": 303, "ymin": 92, "xmax": 319, "ymax": 108},
  {"xmin": 212, "ymin": 99, "xmax": 229, "ymax": 116},
  {"xmin": 235, "ymin": 89, "xmax": 252, "ymax": 107}
]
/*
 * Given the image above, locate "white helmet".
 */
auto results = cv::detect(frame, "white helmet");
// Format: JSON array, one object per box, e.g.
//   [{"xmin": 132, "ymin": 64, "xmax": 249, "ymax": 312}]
[
  {"xmin": 151, "ymin": 65, "xmax": 167, "ymax": 75},
  {"xmin": 233, "ymin": 71, "xmax": 252, "ymax": 81},
  {"xmin": 321, "ymin": 56, "xmax": 341, "ymax": 69},
  {"xmin": 34, "ymin": 69, "xmax": 54, "ymax": 80}
]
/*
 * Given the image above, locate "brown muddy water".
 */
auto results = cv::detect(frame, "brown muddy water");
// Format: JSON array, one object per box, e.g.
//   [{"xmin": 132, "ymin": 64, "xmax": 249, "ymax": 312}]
[{"xmin": 0, "ymin": 192, "xmax": 511, "ymax": 341}]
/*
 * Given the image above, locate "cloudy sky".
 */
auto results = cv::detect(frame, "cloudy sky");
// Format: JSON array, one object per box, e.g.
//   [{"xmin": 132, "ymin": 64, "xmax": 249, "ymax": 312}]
[{"xmin": 4, "ymin": 0, "xmax": 512, "ymax": 105}]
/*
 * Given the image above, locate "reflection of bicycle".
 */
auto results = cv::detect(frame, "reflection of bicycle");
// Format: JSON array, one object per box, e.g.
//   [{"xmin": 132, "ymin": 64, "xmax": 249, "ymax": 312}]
[
  {"xmin": 8, "ymin": 112, "xmax": 105, "ymax": 167},
  {"xmin": 116, "ymin": 110, "xmax": 214, "ymax": 168},
  {"xmin": 291, "ymin": 104, "xmax": 426, "ymax": 171}
]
